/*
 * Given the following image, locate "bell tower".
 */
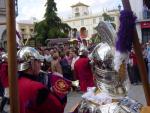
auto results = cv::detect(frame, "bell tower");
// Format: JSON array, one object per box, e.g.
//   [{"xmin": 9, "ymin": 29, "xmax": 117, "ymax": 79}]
[{"xmin": 71, "ymin": 2, "xmax": 89, "ymax": 18}]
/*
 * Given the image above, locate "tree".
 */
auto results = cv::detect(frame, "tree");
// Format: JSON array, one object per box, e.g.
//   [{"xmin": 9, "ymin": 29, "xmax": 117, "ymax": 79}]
[
  {"xmin": 102, "ymin": 13, "xmax": 116, "ymax": 29},
  {"xmin": 34, "ymin": 0, "xmax": 71, "ymax": 45},
  {"xmin": 34, "ymin": 20, "xmax": 48, "ymax": 44},
  {"xmin": 60, "ymin": 23, "xmax": 71, "ymax": 37},
  {"xmin": 102, "ymin": 13, "xmax": 112, "ymax": 21}
]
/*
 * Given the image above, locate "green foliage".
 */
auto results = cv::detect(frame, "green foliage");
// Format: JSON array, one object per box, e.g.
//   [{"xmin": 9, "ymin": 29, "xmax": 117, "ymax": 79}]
[
  {"xmin": 60, "ymin": 23, "xmax": 71, "ymax": 34},
  {"xmin": 91, "ymin": 33, "xmax": 101, "ymax": 44},
  {"xmin": 102, "ymin": 13, "xmax": 112, "ymax": 21},
  {"xmin": 34, "ymin": 0, "xmax": 71, "ymax": 45}
]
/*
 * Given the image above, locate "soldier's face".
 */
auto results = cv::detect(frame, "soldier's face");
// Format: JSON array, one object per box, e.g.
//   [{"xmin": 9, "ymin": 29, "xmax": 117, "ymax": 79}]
[{"xmin": 31, "ymin": 60, "xmax": 42, "ymax": 76}]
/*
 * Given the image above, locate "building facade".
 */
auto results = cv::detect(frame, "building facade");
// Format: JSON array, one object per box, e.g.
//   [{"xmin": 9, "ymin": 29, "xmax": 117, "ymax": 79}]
[
  {"xmin": 0, "ymin": 0, "xmax": 18, "ymax": 49},
  {"xmin": 0, "ymin": 0, "xmax": 6, "ymax": 49},
  {"xmin": 129, "ymin": 0, "xmax": 150, "ymax": 43},
  {"xmin": 17, "ymin": 18, "xmax": 37, "ymax": 46},
  {"xmin": 63, "ymin": 2, "xmax": 120, "ymax": 38}
]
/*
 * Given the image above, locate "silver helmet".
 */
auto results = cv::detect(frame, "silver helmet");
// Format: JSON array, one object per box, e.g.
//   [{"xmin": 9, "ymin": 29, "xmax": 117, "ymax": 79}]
[
  {"xmin": 17, "ymin": 47, "xmax": 44, "ymax": 71},
  {"xmin": 0, "ymin": 52, "xmax": 8, "ymax": 62},
  {"xmin": 78, "ymin": 44, "xmax": 89, "ymax": 56},
  {"xmin": 90, "ymin": 21, "xmax": 129, "ymax": 98},
  {"xmin": 1, "ymin": 52, "xmax": 8, "ymax": 62}
]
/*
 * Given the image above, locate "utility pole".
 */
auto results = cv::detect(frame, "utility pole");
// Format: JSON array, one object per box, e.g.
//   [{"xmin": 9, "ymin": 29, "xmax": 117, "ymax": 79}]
[{"xmin": 6, "ymin": 0, "xmax": 20, "ymax": 112}]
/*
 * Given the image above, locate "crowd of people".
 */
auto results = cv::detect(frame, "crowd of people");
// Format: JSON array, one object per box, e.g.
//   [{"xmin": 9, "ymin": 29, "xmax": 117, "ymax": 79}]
[
  {"xmin": 142, "ymin": 41, "xmax": 150, "ymax": 84},
  {"xmin": 0, "ymin": 38, "xmax": 96, "ymax": 113},
  {"xmin": 0, "ymin": 25, "xmax": 149, "ymax": 113},
  {"xmin": 1, "ymin": 39, "xmax": 150, "ymax": 112},
  {"xmin": 37, "ymin": 42, "xmax": 95, "ymax": 92},
  {"xmin": 127, "ymin": 41, "xmax": 150, "ymax": 86}
]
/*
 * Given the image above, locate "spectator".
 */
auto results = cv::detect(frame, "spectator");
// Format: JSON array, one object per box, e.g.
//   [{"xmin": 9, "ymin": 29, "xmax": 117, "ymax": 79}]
[
  {"xmin": 60, "ymin": 52, "xmax": 73, "ymax": 80},
  {"xmin": 129, "ymin": 49, "xmax": 141, "ymax": 85},
  {"xmin": 51, "ymin": 53, "xmax": 62, "ymax": 74}
]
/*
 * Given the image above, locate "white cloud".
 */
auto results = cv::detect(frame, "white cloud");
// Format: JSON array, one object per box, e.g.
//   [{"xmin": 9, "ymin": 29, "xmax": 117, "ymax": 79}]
[
  {"xmin": 17, "ymin": 0, "xmax": 122, "ymax": 20},
  {"xmin": 17, "ymin": 0, "xmax": 46, "ymax": 20}
]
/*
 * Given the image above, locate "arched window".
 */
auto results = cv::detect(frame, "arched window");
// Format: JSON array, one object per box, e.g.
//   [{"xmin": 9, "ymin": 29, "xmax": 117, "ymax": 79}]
[{"xmin": 75, "ymin": 7, "xmax": 79, "ymax": 12}]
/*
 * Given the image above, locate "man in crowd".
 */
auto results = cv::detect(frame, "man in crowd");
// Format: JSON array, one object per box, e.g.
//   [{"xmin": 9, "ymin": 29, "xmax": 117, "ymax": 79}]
[
  {"xmin": 74, "ymin": 48, "xmax": 95, "ymax": 92},
  {"xmin": 17, "ymin": 46, "xmax": 70, "ymax": 113}
]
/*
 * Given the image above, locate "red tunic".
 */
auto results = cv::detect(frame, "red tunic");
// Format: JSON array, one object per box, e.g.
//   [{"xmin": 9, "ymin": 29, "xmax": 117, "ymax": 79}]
[
  {"xmin": 74, "ymin": 57, "xmax": 95, "ymax": 92},
  {"xmin": 19, "ymin": 75, "xmax": 65, "ymax": 113},
  {"xmin": 0, "ymin": 62, "xmax": 8, "ymax": 88},
  {"xmin": 129, "ymin": 52, "xmax": 138, "ymax": 65}
]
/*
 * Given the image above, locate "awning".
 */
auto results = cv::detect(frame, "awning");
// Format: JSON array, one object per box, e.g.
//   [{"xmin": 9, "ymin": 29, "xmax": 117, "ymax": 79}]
[
  {"xmin": 46, "ymin": 38, "xmax": 70, "ymax": 44},
  {"xmin": 141, "ymin": 21, "xmax": 150, "ymax": 29}
]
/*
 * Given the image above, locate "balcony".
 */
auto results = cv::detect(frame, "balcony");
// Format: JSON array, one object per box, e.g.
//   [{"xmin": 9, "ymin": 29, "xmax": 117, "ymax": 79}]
[
  {"xmin": 0, "ymin": 0, "xmax": 18, "ymax": 16},
  {"xmin": 0, "ymin": 0, "xmax": 6, "ymax": 15}
]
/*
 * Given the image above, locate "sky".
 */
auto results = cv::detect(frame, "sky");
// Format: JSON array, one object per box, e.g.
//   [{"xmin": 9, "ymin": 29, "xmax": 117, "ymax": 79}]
[{"xmin": 16, "ymin": 0, "xmax": 122, "ymax": 21}]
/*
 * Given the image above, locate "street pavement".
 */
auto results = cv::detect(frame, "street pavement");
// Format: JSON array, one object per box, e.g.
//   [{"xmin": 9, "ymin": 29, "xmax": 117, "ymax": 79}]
[{"xmin": 64, "ymin": 84, "xmax": 146, "ymax": 113}]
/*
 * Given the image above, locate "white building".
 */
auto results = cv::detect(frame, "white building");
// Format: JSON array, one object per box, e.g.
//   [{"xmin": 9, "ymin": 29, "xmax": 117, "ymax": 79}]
[
  {"xmin": 63, "ymin": 2, "xmax": 120, "ymax": 38},
  {"xmin": 0, "ymin": 0, "xmax": 6, "ymax": 48},
  {"xmin": 129, "ymin": 0, "xmax": 150, "ymax": 43},
  {"xmin": 17, "ymin": 18, "xmax": 38, "ymax": 46},
  {"xmin": 0, "ymin": 0, "xmax": 18, "ymax": 49}
]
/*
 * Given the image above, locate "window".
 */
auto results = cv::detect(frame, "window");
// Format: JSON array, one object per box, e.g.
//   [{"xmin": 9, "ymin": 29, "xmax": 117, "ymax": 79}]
[
  {"xmin": 75, "ymin": 7, "xmax": 79, "ymax": 12},
  {"xmin": 81, "ymin": 20, "xmax": 84, "ymax": 26},
  {"xmin": 75, "ymin": 13, "xmax": 80, "ymax": 17},
  {"xmin": 142, "ymin": 29, "xmax": 150, "ymax": 43},
  {"xmin": 21, "ymin": 28, "xmax": 25, "ymax": 32},
  {"xmin": 0, "ymin": 0, "xmax": 6, "ymax": 9},
  {"xmin": 30, "ymin": 29, "xmax": 33, "ymax": 32},
  {"xmin": 84, "ymin": 12, "xmax": 88, "ymax": 15},
  {"xmin": 93, "ymin": 18, "xmax": 96, "ymax": 24}
]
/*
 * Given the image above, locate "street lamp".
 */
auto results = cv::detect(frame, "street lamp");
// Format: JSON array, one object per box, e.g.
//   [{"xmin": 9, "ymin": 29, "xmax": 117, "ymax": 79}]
[
  {"xmin": 15, "ymin": 0, "xmax": 18, "ymax": 16},
  {"xmin": 118, "ymin": 4, "xmax": 121, "ymax": 12}
]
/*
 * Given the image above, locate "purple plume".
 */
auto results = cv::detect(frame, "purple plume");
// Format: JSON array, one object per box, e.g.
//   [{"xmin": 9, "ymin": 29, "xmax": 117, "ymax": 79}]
[{"xmin": 116, "ymin": 10, "xmax": 137, "ymax": 53}]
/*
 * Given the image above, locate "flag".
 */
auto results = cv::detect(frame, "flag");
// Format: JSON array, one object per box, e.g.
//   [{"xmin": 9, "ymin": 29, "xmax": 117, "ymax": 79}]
[{"xmin": 50, "ymin": 74, "xmax": 71, "ymax": 98}]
